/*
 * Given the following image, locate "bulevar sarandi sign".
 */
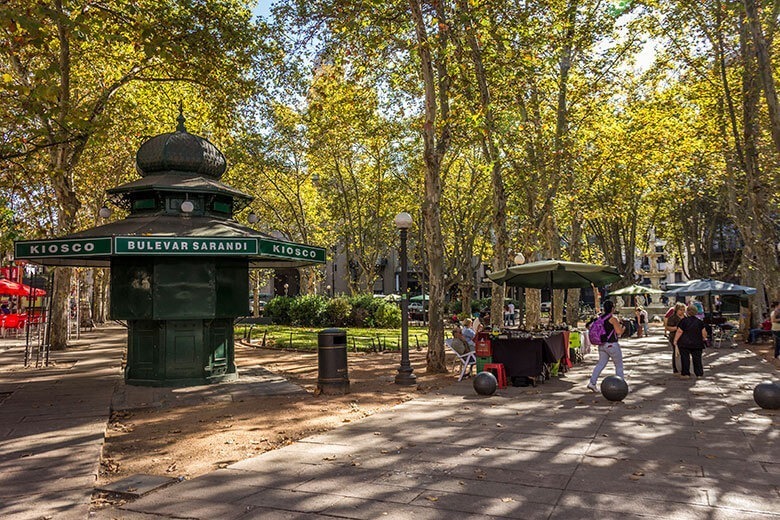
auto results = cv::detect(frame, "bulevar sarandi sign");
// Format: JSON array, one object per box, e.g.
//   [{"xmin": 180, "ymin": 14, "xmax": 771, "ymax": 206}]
[
  {"xmin": 15, "ymin": 236, "xmax": 326, "ymax": 263},
  {"xmin": 114, "ymin": 237, "xmax": 258, "ymax": 255}
]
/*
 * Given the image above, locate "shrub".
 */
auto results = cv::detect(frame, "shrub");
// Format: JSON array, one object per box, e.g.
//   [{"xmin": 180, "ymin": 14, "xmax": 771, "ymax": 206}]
[
  {"xmin": 289, "ymin": 294, "xmax": 328, "ymax": 326},
  {"xmin": 348, "ymin": 294, "xmax": 382, "ymax": 327},
  {"xmin": 265, "ymin": 296, "xmax": 293, "ymax": 325},
  {"xmin": 373, "ymin": 302, "xmax": 401, "ymax": 328},
  {"xmin": 321, "ymin": 297, "xmax": 352, "ymax": 327}
]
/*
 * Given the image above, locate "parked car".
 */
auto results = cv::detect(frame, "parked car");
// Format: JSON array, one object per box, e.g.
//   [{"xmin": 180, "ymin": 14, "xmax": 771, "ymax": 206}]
[
  {"xmin": 408, "ymin": 302, "xmax": 424, "ymax": 312},
  {"xmin": 248, "ymin": 296, "xmax": 267, "ymax": 312},
  {"xmin": 541, "ymin": 301, "xmax": 551, "ymax": 313}
]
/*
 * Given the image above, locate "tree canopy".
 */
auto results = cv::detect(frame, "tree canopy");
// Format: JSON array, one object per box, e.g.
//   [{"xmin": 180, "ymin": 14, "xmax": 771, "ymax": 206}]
[{"xmin": 1, "ymin": 0, "xmax": 777, "ymax": 361}]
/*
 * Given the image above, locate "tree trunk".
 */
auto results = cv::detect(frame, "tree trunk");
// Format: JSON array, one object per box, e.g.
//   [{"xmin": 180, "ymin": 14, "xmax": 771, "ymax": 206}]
[
  {"xmin": 525, "ymin": 289, "xmax": 541, "ymax": 329},
  {"xmin": 743, "ymin": 0, "xmax": 780, "ymax": 153},
  {"xmin": 409, "ymin": 0, "xmax": 449, "ymax": 373},
  {"xmin": 48, "ymin": 268, "xmax": 72, "ymax": 349},
  {"xmin": 457, "ymin": 0, "xmax": 508, "ymax": 330}
]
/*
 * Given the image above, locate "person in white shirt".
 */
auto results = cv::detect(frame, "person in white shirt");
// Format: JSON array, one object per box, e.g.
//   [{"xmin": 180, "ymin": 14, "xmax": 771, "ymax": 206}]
[
  {"xmin": 771, "ymin": 301, "xmax": 780, "ymax": 359},
  {"xmin": 507, "ymin": 302, "xmax": 516, "ymax": 326}
]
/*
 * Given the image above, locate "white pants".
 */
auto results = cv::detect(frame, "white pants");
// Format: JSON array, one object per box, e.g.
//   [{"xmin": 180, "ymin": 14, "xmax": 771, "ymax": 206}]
[{"xmin": 589, "ymin": 342, "xmax": 624, "ymax": 385}]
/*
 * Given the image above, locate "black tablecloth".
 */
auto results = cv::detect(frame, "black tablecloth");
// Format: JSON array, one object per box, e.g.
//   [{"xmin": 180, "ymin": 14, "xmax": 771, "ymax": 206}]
[
  {"xmin": 543, "ymin": 333, "xmax": 567, "ymax": 360},
  {"xmin": 492, "ymin": 334, "xmax": 562, "ymax": 378}
]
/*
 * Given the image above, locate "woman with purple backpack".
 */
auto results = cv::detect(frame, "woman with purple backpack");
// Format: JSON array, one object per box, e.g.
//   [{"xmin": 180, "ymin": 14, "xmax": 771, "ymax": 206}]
[{"xmin": 586, "ymin": 300, "xmax": 626, "ymax": 392}]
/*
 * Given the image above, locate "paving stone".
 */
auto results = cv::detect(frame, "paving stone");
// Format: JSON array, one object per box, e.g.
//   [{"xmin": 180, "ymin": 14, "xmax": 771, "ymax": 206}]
[
  {"xmin": 0, "ymin": 489, "xmax": 93, "ymax": 520},
  {"xmin": 237, "ymin": 487, "xmax": 350, "ymax": 513},
  {"xmin": 557, "ymin": 489, "xmax": 709, "ymax": 518},
  {"xmin": 408, "ymin": 488, "xmax": 557, "ymax": 519},
  {"xmin": 95, "ymin": 473, "xmax": 177, "ymax": 498},
  {"xmin": 548, "ymin": 504, "xmax": 667, "ymax": 519},
  {"xmin": 295, "ymin": 479, "xmax": 422, "ymax": 503},
  {"xmin": 317, "ymin": 496, "xmax": 466, "ymax": 520},
  {"xmin": 121, "ymin": 495, "xmax": 252, "ymax": 519}
]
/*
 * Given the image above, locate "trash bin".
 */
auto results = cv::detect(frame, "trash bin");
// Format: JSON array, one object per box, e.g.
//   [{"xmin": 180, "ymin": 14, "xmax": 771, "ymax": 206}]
[{"xmin": 317, "ymin": 328, "xmax": 349, "ymax": 395}]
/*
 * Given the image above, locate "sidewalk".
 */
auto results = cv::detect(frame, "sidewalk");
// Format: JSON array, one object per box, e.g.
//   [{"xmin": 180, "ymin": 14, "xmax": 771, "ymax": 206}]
[
  {"xmin": 0, "ymin": 327, "xmax": 125, "ymax": 520},
  {"xmin": 0, "ymin": 325, "xmax": 307, "ymax": 520},
  {"xmin": 0, "ymin": 328, "xmax": 777, "ymax": 519},
  {"xmin": 95, "ymin": 334, "xmax": 779, "ymax": 520}
]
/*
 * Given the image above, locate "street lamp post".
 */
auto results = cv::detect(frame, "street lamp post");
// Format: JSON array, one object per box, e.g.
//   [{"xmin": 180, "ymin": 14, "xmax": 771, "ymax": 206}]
[{"xmin": 394, "ymin": 212, "xmax": 417, "ymax": 385}]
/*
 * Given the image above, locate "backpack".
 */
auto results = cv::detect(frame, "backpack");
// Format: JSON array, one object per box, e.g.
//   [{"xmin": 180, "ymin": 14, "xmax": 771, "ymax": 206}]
[{"xmin": 588, "ymin": 313, "xmax": 615, "ymax": 345}]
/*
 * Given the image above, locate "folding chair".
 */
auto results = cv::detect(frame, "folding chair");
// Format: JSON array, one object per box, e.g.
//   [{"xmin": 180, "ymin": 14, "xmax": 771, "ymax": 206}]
[
  {"xmin": 713, "ymin": 325, "xmax": 736, "ymax": 349},
  {"xmin": 446, "ymin": 339, "xmax": 476, "ymax": 381}
]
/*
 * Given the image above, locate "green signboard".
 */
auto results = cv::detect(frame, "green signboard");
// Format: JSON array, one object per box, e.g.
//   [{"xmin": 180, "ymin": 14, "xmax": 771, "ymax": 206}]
[
  {"xmin": 258, "ymin": 238, "xmax": 326, "ymax": 263},
  {"xmin": 15, "ymin": 238, "xmax": 112, "ymax": 258},
  {"xmin": 115, "ymin": 237, "xmax": 258, "ymax": 255}
]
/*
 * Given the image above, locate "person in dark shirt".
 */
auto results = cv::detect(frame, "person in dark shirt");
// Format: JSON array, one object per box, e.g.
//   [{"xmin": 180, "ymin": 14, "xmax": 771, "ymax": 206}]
[
  {"xmin": 0, "ymin": 302, "xmax": 10, "ymax": 315},
  {"xmin": 665, "ymin": 303, "xmax": 686, "ymax": 374},
  {"xmin": 746, "ymin": 313, "xmax": 771, "ymax": 344},
  {"xmin": 672, "ymin": 305, "xmax": 708, "ymax": 379}
]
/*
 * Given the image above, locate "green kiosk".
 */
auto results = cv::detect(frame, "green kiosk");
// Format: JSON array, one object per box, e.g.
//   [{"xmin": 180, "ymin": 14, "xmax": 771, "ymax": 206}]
[{"xmin": 14, "ymin": 113, "xmax": 325, "ymax": 386}]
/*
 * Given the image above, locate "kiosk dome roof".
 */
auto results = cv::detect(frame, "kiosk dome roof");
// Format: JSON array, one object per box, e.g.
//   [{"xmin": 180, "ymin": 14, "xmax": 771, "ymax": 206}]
[{"xmin": 135, "ymin": 110, "xmax": 226, "ymax": 179}]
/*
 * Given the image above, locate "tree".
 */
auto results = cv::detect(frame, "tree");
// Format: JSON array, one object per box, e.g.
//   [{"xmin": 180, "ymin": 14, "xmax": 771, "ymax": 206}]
[{"xmin": 0, "ymin": 0, "xmax": 261, "ymax": 347}]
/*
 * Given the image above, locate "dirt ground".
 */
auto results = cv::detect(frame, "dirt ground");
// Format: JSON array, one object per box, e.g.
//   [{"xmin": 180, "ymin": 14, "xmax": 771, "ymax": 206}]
[{"xmin": 97, "ymin": 342, "xmax": 458, "ymax": 488}]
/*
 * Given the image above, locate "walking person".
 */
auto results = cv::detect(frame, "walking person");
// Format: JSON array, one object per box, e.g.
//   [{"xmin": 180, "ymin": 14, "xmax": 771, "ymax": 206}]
[
  {"xmin": 771, "ymin": 301, "xmax": 780, "ymax": 359},
  {"xmin": 672, "ymin": 305, "xmax": 708, "ymax": 379},
  {"xmin": 665, "ymin": 303, "xmax": 686, "ymax": 374},
  {"xmin": 587, "ymin": 300, "xmax": 626, "ymax": 392}
]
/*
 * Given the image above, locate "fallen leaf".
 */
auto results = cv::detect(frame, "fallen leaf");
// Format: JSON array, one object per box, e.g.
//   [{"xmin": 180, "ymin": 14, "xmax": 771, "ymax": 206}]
[
  {"xmin": 496, "ymin": 423, "xmax": 503, "ymax": 428},
  {"xmin": 425, "ymin": 496, "xmax": 439, "ymax": 502},
  {"xmin": 501, "ymin": 497, "xmax": 515, "ymax": 502},
  {"xmin": 323, "ymin": 455, "xmax": 337, "ymax": 461}
]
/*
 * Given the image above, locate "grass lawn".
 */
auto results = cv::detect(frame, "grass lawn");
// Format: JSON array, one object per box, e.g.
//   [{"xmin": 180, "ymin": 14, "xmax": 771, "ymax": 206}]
[{"xmin": 235, "ymin": 324, "xmax": 430, "ymax": 352}]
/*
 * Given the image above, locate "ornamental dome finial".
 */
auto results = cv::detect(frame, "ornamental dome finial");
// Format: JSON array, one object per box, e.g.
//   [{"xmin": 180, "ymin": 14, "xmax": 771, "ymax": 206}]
[{"xmin": 176, "ymin": 101, "xmax": 187, "ymax": 132}]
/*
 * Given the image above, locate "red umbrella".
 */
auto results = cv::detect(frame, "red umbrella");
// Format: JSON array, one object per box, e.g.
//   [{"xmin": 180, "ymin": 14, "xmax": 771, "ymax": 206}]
[{"xmin": 0, "ymin": 278, "xmax": 46, "ymax": 297}]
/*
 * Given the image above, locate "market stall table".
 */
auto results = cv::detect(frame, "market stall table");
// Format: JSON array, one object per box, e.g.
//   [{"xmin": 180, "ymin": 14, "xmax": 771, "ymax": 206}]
[{"xmin": 491, "ymin": 332, "xmax": 567, "ymax": 381}]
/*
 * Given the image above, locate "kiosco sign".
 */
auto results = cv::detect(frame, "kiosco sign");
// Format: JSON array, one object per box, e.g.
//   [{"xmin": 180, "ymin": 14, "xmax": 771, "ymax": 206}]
[
  {"xmin": 259, "ymin": 238, "xmax": 326, "ymax": 262},
  {"xmin": 15, "ymin": 238, "xmax": 112, "ymax": 258}
]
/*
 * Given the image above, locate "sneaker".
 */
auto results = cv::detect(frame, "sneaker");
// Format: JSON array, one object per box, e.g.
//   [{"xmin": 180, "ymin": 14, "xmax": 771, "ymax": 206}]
[
  {"xmin": 586, "ymin": 382, "xmax": 598, "ymax": 393},
  {"xmin": 679, "ymin": 375, "xmax": 691, "ymax": 379}
]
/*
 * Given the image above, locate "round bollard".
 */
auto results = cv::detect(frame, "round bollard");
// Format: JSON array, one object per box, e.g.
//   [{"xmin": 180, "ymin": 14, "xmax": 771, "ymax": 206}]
[
  {"xmin": 473, "ymin": 371, "xmax": 498, "ymax": 396},
  {"xmin": 753, "ymin": 382, "xmax": 780, "ymax": 410},
  {"xmin": 601, "ymin": 375, "xmax": 629, "ymax": 402}
]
